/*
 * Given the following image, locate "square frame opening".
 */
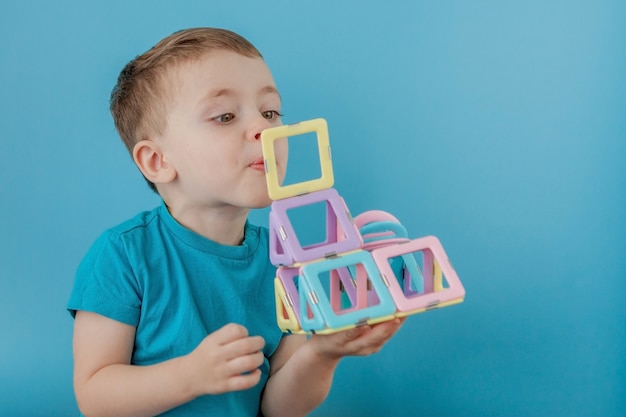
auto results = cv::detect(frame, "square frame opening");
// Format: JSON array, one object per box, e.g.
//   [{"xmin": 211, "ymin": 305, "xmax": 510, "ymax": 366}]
[{"xmin": 261, "ymin": 118, "xmax": 334, "ymax": 200}]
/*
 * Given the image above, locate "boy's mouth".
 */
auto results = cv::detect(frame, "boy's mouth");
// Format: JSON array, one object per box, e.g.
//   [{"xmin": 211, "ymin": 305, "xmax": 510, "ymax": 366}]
[{"xmin": 249, "ymin": 157, "xmax": 266, "ymax": 172}]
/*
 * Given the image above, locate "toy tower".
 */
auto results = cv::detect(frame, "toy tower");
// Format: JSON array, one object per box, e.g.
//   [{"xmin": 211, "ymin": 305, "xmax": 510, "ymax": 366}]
[{"xmin": 261, "ymin": 118, "xmax": 465, "ymax": 334}]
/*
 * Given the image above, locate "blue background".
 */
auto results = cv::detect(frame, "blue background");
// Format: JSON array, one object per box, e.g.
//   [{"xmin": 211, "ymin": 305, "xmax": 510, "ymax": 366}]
[{"xmin": 1, "ymin": 1, "xmax": 624, "ymax": 416}]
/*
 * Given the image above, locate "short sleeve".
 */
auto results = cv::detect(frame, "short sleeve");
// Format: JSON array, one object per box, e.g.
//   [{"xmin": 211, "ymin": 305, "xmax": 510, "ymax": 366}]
[{"xmin": 67, "ymin": 231, "xmax": 142, "ymax": 326}]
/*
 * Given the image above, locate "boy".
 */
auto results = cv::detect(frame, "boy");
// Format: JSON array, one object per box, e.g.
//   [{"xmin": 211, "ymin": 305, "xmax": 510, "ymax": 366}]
[{"xmin": 68, "ymin": 27, "xmax": 404, "ymax": 417}]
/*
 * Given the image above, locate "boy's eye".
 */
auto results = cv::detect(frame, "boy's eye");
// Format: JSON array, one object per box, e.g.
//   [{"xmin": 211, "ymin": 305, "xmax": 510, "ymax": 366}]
[
  {"xmin": 214, "ymin": 113, "xmax": 235, "ymax": 123},
  {"xmin": 262, "ymin": 110, "xmax": 282, "ymax": 120}
]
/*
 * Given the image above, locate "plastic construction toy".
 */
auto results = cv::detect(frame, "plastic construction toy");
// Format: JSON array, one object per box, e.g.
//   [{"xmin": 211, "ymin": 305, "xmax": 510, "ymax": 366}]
[
  {"xmin": 261, "ymin": 118, "xmax": 334, "ymax": 200},
  {"xmin": 261, "ymin": 118, "xmax": 465, "ymax": 334}
]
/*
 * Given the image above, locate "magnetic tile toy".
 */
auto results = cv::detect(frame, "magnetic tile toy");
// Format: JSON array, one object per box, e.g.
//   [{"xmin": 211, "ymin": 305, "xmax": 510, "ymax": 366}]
[
  {"xmin": 371, "ymin": 236, "xmax": 465, "ymax": 315},
  {"xmin": 261, "ymin": 118, "xmax": 465, "ymax": 334},
  {"xmin": 268, "ymin": 188, "xmax": 362, "ymax": 265},
  {"xmin": 261, "ymin": 118, "xmax": 334, "ymax": 200}
]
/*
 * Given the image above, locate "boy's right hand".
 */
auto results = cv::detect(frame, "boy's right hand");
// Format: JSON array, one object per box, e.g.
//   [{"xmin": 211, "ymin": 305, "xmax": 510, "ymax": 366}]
[{"xmin": 185, "ymin": 323, "xmax": 265, "ymax": 396}]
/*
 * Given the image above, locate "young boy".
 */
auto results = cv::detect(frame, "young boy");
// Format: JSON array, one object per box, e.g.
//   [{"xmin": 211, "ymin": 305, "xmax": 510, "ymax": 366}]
[{"xmin": 68, "ymin": 27, "xmax": 404, "ymax": 417}]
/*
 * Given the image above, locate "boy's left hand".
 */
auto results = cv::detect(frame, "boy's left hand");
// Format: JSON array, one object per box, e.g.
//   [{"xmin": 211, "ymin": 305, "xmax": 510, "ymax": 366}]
[
  {"xmin": 261, "ymin": 318, "xmax": 405, "ymax": 416},
  {"xmin": 308, "ymin": 318, "xmax": 406, "ymax": 360}
]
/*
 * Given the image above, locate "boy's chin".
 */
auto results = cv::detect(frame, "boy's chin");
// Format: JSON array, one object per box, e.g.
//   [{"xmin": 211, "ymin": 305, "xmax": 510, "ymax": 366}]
[{"xmin": 246, "ymin": 196, "xmax": 273, "ymax": 209}]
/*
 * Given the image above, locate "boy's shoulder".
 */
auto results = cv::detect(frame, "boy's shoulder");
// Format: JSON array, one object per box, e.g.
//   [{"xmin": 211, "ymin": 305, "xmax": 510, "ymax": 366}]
[
  {"xmin": 93, "ymin": 204, "xmax": 270, "ymax": 256},
  {"xmin": 106, "ymin": 206, "xmax": 162, "ymax": 237},
  {"xmin": 91, "ymin": 206, "xmax": 163, "ymax": 252}
]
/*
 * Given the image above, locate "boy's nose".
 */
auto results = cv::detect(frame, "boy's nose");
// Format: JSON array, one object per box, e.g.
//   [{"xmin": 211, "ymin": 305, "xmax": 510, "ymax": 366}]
[{"xmin": 247, "ymin": 114, "xmax": 273, "ymax": 142}]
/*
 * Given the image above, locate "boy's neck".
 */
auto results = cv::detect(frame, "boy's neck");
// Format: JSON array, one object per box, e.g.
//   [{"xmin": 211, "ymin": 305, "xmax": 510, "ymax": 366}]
[{"xmin": 165, "ymin": 202, "xmax": 249, "ymax": 246}]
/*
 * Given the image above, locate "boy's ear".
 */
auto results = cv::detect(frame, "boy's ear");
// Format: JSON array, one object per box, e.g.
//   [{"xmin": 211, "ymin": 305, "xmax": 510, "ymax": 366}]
[{"xmin": 132, "ymin": 140, "xmax": 176, "ymax": 185}]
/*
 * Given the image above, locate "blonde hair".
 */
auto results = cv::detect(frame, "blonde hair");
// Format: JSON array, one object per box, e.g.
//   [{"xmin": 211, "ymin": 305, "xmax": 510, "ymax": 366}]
[{"xmin": 110, "ymin": 28, "xmax": 263, "ymax": 192}]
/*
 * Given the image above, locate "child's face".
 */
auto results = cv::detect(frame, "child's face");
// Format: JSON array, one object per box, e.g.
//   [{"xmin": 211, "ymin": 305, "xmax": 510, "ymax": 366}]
[{"xmin": 158, "ymin": 50, "xmax": 287, "ymax": 210}]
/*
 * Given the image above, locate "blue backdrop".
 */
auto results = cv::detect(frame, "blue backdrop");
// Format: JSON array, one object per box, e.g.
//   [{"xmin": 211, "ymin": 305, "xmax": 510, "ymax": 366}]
[{"xmin": 1, "ymin": 1, "xmax": 624, "ymax": 416}]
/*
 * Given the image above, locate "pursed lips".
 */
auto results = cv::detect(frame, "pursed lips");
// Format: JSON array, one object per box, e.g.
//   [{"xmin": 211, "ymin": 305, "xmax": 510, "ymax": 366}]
[{"xmin": 248, "ymin": 157, "xmax": 266, "ymax": 172}]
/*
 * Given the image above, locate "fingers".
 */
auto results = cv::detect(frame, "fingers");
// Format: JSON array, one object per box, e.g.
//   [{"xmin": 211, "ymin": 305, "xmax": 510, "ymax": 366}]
[
  {"xmin": 313, "ymin": 317, "xmax": 405, "ymax": 358},
  {"xmin": 212, "ymin": 324, "xmax": 265, "ymax": 374},
  {"xmin": 212, "ymin": 323, "xmax": 250, "ymax": 344},
  {"xmin": 222, "ymin": 335, "xmax": 265, "ymax": 361},
  {"xmin": 352, "ymin": 318, "xmax": 404, "ymax": 355},
  {"xmin": 224, "ymin": 369, "xmax": 263, "ymax": 392},
  {"xmin": 188, "ymin": 324, "xmax": 267, "ymax": 395},
  {"xmin": 344, "ymin": 318, "xmax": 404, "ymax": 344},
  {"xmin": 226, "ymin": 350, "xmax": 265, "ymax": 377},
  {"xmin": 368, "ymin": 317, "xmax": 405, "ymax": 342}
]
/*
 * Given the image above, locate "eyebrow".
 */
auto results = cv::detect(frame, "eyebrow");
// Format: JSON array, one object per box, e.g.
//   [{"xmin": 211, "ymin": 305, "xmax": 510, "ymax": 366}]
[
  {"xmin": 259, "ymin": 85, "xmax": 282, "ymax": 99},
  {"xmin": 198, "ymin": 86, "xmax": 281, "ymax": 109}
]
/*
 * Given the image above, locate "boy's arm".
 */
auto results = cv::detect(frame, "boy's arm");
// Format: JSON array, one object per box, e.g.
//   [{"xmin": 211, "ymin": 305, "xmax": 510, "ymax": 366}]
[
  {"xmin": 261, "ymin": 318, "xmax": 405, "ymax": 417},
  {"xmin": 73, "ymin": 311, "xmax": 265, "ymax": 417}
]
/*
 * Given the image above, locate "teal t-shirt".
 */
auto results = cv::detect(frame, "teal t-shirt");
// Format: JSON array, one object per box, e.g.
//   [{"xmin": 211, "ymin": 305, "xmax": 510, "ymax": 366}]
[{"xmin": 68, "ymin": 203, "xmax": 283, "ymax": 416}]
